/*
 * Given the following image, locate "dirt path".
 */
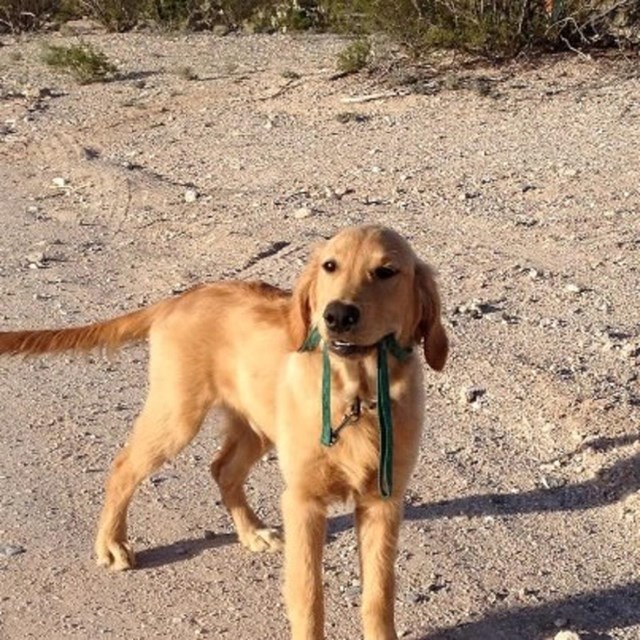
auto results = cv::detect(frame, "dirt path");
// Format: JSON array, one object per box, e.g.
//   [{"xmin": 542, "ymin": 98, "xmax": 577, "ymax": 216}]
[{"xmin": 0, "ymin": 30, "xmax": 639, "ymax": 640}]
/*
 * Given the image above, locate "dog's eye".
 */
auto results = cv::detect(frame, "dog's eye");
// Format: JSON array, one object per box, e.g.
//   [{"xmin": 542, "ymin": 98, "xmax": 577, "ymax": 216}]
[
  {"xmin": 322, "ymin": 260, "xmax": 337, "ymax": 273},
  {"xmin": 373, "ymin": 266, "xmax": 397, "ymax": 280}
]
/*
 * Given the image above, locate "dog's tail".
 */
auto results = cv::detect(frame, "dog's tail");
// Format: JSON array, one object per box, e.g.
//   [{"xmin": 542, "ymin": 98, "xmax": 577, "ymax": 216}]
[{"xmin": 0, "ymin": 303, "xmax": 164, "ymax": 357}]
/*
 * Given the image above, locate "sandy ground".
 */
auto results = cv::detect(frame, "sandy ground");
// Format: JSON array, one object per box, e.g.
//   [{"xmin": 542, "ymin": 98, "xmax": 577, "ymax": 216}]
[{"xmin": 0, "ymin": 27, "xmax": 639, "ymax": 640}]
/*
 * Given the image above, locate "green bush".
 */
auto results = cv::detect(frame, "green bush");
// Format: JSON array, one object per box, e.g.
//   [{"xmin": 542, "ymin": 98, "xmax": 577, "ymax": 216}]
[
  {"xmin": 42, "ymin": 41, "xmax": 118, "ymax": 82},
  {"xmin": 336, "ymin": 37, "xmax": 370, "ymax": 73}
]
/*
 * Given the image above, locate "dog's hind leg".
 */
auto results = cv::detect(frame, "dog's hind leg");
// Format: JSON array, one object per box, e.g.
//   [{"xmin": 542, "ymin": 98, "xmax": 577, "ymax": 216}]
[
  {"xmin": 94, "ymin": 334, "xmax": 213, "ymax": 570},
  {"xmin": 94, "ymin": 400, "xmax": 209, "ymax": 570},
  {"xmin": 210, "ymin": 411, "xmax": 281, "ymax": 552}
]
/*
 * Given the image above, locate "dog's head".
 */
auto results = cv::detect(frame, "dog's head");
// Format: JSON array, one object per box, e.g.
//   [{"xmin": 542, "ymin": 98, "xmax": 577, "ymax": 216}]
[{"xmin": 289, "ymin": 226, "xmax": 448, "ymax": 370}]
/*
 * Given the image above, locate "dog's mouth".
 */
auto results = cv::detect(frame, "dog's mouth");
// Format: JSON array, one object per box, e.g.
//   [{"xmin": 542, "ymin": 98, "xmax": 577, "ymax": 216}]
[{"xmin": 327, "ymin": 339, "xmax": 376, "ymax": 358}]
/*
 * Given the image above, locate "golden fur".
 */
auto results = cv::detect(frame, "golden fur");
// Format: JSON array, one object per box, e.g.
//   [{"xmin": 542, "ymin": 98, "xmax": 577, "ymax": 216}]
[{"xmin": 0, "ymin": 225, "xmax": 448, "ymax": 640}]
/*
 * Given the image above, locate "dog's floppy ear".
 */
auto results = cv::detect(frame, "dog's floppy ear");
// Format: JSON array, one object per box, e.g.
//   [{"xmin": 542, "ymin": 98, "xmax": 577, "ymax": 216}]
[
  {"xmin": 288, "ymin": 250, "xmax": 320, "ymax": 350},
  {"xmin": 413, "ymin": 261, "xmax": 449, "ymax": 371}
]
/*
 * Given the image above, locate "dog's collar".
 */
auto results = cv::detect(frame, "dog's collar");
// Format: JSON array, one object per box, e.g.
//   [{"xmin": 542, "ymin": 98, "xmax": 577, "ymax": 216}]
[{"xmin": 299, "ymin": 327, "xmax": 413, "ymax": 498}]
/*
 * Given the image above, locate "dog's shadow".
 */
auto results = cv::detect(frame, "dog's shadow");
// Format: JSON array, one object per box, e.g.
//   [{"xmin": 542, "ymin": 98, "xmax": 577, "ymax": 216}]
[
  {"xmin": 418, "ymin": 580, "xmax": 640, "ymax": 640},
  {"xmin": 406, "ymin": 433, "xmax": 640, "ymax": 523},
  {"xmin": 326, "ymin": 433, "xmax": 640, "ymax": 640},
  {"xmin": 328, "ymin": 434, "xmax": 640, "ymax": 533},
  {"xmin": 135, "ymin": 533, "xmax": 236, "ymax": 569}
]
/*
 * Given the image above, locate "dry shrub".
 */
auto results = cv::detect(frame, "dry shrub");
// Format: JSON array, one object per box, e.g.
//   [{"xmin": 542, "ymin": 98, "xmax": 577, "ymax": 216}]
[
  {"xmin": 3, "ymin": 0, "xmax": 638, "ymax": 56},
  {"xmin": 0, "ymin": 0, "xmax": 79, "ymax": 31}
]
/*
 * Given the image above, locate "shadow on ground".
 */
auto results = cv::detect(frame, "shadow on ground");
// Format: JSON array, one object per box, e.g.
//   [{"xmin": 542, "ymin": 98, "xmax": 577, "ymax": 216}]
[
  {"xmin": 328, "ymin": 434, "xmax": 640, "ymax": 534},
  {"xmin": 325, "ymin": 434, "xmax": 640, "ymax": 640},
  {"xmin": 135, "ymin": 533, "xmax": 235, "ymax": 569},
  {"xmin": 418, "ymin": 581, "xmax": 640, "ymax": 640}
]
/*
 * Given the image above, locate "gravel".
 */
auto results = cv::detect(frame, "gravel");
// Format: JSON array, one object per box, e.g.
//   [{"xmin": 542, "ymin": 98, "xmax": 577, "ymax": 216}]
[{"xmin": 0, "ymin": 30, "xmax": 639, "ymax": 640}]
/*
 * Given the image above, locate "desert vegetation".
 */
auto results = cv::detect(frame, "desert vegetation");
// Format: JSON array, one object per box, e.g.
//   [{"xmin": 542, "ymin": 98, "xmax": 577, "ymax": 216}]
[{"xmin": 1, "ymin": 1, "xmax": 639, "ymax": 58}]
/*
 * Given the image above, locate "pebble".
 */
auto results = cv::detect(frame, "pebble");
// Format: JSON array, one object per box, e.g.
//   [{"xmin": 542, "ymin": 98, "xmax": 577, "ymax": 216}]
[
  {"xmin": 25, "ymin": 251, "xmax": 46, "ymax": 268},
  {"xmin": 514, "ymin": 215, "xmax": 538, "ymax": 227},
  {"xmin": 554, "ymin": 632, "xmax": 580, "ymax": 640},
  {"xmin": 0, "ymin": 543, "xmax": 26, "ymax": 558},
  {"xmin": 404, "ymin": 590, "xmax": 426, "ymax": 604},
  {"xmin": 620, "ymin": 343, "xmax": 639, "ymax": 359},
  {"xmin": 293, "ymin": 206, "xmax": 314, "ymax": 219},
  {"xmin": 454, "ymin": 300, "xmax": 487, "ymax": 318},
  {"xmin": 565, "ymin": 283, "xmax": 583, "ymax": 294},
  {"xmin": 333, "ymin": 186, "xmax": 353, "ymax": 198},
  {"xmin": 52, "ymin": 177, "xmax": 67, "ymax": 188},
  {"xmin": 529, "ymin": 268, "xmax": 543, "ymax": 280},
  {"xmin": 461, "ymin": 385, "xmax": 486, "ymax": 403},
  {"xmin": 184, "ymin": 188, "xmax": 199, "ymax": 203}
]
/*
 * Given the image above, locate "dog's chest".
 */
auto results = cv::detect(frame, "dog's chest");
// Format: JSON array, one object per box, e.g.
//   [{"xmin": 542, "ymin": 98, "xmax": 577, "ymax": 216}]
[{"xmin": 319, "ymin": 409, "xmax": 383, "ymax": 498}]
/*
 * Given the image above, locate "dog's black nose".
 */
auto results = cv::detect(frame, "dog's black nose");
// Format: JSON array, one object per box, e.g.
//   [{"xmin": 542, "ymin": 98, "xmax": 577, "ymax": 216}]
[{"xmin": 323, "ymin": 301, "xmax": 360, "ymax": 333}]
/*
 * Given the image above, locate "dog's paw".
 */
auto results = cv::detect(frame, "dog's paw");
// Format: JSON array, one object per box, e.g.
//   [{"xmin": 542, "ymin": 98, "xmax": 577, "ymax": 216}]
[
  {"xmin": 95, "ymin": 538, "xmax": 135, "ymax": 571},
  {"xmin": 242, "ymin": 527, "xmax": 283, "ymax": 553}
]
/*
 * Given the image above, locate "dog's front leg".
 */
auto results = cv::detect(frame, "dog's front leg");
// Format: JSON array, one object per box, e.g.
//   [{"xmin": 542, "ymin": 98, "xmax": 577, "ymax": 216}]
[
  {"xmin": 356, "ymin": 496, "xmax": 403, "ymax": 640},
  {"xmin": 283, "ymin": 489, "xmax": 327, "ymax": 640}
]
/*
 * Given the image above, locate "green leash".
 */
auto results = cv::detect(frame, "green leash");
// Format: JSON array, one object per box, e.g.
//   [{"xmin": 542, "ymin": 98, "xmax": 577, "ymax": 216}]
[{"xmin": 299, "ymin": 328, "xmax": 412, "ymax": 498}]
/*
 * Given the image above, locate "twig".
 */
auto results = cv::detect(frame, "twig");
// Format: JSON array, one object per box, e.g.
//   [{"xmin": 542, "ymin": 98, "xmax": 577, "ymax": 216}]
[
  {"xmin": 328, "ymin": 70, "xmax": 351, "ymax": 81},
  {"xmin": 258, "ymin": 78, "xmax": 302, "ymax": 101},
  {"xmin": 340, "ymin": 91, "xmax": 401, "ymax": 104},
  {"xmin": 560, "ymin": 36, "xmax": 592, "ymax": 61}
]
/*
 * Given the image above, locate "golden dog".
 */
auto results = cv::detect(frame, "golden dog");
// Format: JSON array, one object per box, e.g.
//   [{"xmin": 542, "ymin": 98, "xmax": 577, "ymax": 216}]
[{"xmin": 0, "ymin": 225, "xmax": 448, "ymax": 640}]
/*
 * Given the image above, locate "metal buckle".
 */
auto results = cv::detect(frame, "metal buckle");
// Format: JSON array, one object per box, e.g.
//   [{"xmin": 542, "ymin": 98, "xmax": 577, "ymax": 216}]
[{"xmin": 327, "ymin": 397, "xmax": 362, "ymax": 446}]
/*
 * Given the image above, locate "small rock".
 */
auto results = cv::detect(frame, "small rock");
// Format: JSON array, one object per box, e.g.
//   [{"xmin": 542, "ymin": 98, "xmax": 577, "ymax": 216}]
[
  {"xmin": 25, "ymin": 251, "xmax": 46, "ymax": 268},
  {"xmin": 0, "ymin": 544, "xmax": 26, "ymax": 558},
  {"xmin": 514, "ymin": 216, "xmax": 538, "ymax": 227},
  {"xmin": 540, "ymin": 475, "xmax": 566, "ymax": 489},
  {"xmin": 212, "ymin": 24, "xmax": 230, "ymax": 36},
  {"xmin": 342, "ymin": 584, "xmax": 360, "ymax": 600},
  {"xmin": 529, "ymin": 268, "xmax": 543, "ymax": 280},
  {"xmin": 454, "ymin": 299, "xmax": 495, "ymax": 319},
  {"xmin": 52, "ymin": 177, "xmax": 67, "ymax": 188},
  {"xmin": 333, "ymin": 186, "xmax": 354, "ymax": 199},
  {"xmin": 404, "ymin": 590, "xmax": 426, "ymax": 604},
  {"xmin": 293, "ymin": 206, "xmax": 314, "ymax": 219},
  {"xmin": 565, "ymin": 283, "xmax": 583, "ymax": 294},
  {"xmin": 554, "ymin": 631, "xmax": 580, "ymax": 640},
  {"xmin": 184, "ymin": 188, "xmax": 199, "ymax": 203},
  {"xmin": 82, "ymin": 147, "xmax": 100, "ymax": 160},
  {"xmin": 461, "ymin": 386, "xmax": 485, "ymax": 404},
  {"xmin": 620, "ymin": 343, "xmax": 639, "ymax": 359}
]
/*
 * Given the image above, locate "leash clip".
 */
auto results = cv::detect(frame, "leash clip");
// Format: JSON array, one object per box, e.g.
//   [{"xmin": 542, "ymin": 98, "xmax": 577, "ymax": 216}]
[{"xmin": 326, "ymin": 397, "xmax": 361, "ymax": 446}]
